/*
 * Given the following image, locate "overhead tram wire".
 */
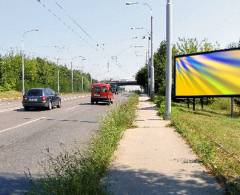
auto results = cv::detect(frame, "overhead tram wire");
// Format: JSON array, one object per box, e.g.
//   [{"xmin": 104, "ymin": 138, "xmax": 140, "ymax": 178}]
[
  {"xmin": 36, "ymin": 0, "xmax": 96, "ymax": 50},
  {"xmin": 55, "ymin": 1, "xmax": 98, "ymax": 46},
  {"xmin": 54, "ymin": 1, "xmax": 112, "ymax": 67}
]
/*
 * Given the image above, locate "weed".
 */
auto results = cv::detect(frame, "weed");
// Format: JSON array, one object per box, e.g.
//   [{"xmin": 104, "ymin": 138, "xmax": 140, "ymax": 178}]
[{"xmin": 27, "ymin": 94, "xmax": 139, "ymax": 194}]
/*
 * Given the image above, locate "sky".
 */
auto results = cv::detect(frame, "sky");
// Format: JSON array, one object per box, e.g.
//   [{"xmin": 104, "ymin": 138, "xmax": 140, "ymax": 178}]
[{"xmin": 0, "ymin": 0, "xmax": 240, "ymax": 81}]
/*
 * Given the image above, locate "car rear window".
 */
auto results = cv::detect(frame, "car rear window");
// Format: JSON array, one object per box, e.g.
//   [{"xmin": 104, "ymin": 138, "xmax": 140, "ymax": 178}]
[
  {"xmin": 102, "ymin": 86, "xmax": 108, "ymax": 92},
  {"xmin": 27, "ymin": 89, "xmax": 43, "ymax": 96},
  {"xmin": 94, "ymin": 86, "xmax": 101, "ymax": 92}
]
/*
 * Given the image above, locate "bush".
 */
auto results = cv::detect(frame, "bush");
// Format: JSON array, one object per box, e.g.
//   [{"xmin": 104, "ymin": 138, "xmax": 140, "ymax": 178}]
[
  {"xmin": 154, "ymin": 96, "xmax": 165, "ymax": 116},
  {"xmin": 209, "ymin": 98, "xmax": 230, "ymax": 111},
  {"xmin": 28, "ymin": 94, "xmax": 139, "ymax": 194}
]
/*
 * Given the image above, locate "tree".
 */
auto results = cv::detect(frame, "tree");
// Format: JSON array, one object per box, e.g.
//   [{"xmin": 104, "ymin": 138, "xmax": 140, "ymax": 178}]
[
  {"xmin": 135, "ymin": 66, "xmax": 147, "ymax": 91},
  {"xmin": 175, "ymin": 38, "xmax": 219, "ymax": 55},
  {"xmin": 228, "ymin": 39, "xmax": 240, "ymax": 48},
  {"xmin": 0, "ymin": 53, "xmax": 92, "ymax": 93},
  {"xmin": 153, "ymin": 41, "xmax": 167, "ymax": 95}
]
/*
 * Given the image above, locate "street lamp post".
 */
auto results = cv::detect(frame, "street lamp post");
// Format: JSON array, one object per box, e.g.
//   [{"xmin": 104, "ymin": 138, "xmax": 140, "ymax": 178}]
[
  {"xmin": 71, "ymin": 61, "xmax": 73, "ymax": 93},
  {"xmin": 131, "ymin": 27, "xmax": 151, "ymax": 95},
  {"xmin": 21, "ymin": 29, "xmax": 39, "ymax": 95},
  {"xmin": 126, "ymin": 2, "xmax": 154, "ymax": 97},
  {"xmin": 164, "ymin": 0, "xmax": 172, "ymax": 119},
  {"xmin": 150, "ymin": 15, "xmax": 154, "ymax": 98},
  {"xmin": 68, "ymin": 56, "xmax": 86, "ymax": 93},
  {"xmin": 53, "ymin": 45, "xmax": 65, "ymax": 94},
  {"xmin": 56, "ymin": 58, "xmax": 60, "ymax": 94}
]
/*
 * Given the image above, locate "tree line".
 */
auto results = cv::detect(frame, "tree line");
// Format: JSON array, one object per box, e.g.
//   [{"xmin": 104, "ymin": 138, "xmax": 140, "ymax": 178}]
[{"xmin": 0, "ymin": 52, "xmax": 92, "ymax": 93}]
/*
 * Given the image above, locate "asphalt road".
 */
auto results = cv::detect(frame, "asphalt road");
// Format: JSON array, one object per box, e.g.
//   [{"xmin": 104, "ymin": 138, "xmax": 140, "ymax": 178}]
[{"xmin": 0, "ymin": 93, "xmax": 127, "ymax": 194}]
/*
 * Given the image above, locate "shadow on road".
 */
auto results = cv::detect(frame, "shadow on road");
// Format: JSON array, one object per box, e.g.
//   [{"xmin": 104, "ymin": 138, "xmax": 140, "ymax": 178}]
[
  {"xmin": 45, "ymin": 118, "xmax": 98, "ymax": 124},
  {"xmin": 14, "ymin": 108, "xmax": 46, "ymax": 112},
  {"xmin": 138, "ymin": 105, "xmax": 157, "ymax": 111},
  {"xmin": 79, "ymin": 102, "xmax": 110, "ymax": 106},
  {"xmin": 106, "ymin": 167, "xmax": 223, "ymax": 195}
]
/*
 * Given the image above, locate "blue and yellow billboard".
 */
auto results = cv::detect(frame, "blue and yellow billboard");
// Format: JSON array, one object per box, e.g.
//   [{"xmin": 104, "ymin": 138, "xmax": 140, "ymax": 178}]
[{"xmin": 174, "ymin": 48, "xmax": 240, "ymax": 97}]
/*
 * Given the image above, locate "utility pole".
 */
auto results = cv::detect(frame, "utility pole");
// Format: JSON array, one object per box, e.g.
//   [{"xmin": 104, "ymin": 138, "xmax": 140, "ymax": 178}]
[
  {"xmin": 164, "ymin": 0, "xmax": 172, "ymax": 119},
  {"xmin": 107, "ymin": 62, "xmax": 110, "ymax": 81},
  {"xmin": 107, "ymin": 62, "xmax": 110, "ymax": 72},
  {"xmin": 150, "ymin": 15, "xmax": 154, "ymax": 98},
  {"xmin": 125, "ymin": 2, "xmax": 153, "ymax": 97},
  {"xmin": 147, "ymin": 36, "xmax": 151, "ymax": 96},
  {"xmin": 71, "ymin": 62, "xmax": 73, "ymax": 93},
  {"xmin": 145, "ymin": 51, "xmax": 148, "ymax": 93}
]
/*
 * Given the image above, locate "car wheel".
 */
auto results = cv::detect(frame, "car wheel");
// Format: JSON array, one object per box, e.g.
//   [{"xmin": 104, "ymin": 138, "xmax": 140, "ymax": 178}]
[
  {"xmin": 107, "ymin": 99, "xmax": 111, "ymax": 105},
  {"xmin": 57, "ymin": 100, "xmax": 61, "ymax": 108},
  {"xmin": 96, "ymin": 100, "xmax": 98, "ymax": 104},
  {"xmin": 48, "ymin": 101, "xmax": 52, "ymax": 110}
]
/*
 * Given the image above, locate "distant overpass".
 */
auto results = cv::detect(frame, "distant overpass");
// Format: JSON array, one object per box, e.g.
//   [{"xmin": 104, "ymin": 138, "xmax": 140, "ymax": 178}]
[{"xmin": 108, "ymin": 80, "xmax": 138, "ymax": 86}]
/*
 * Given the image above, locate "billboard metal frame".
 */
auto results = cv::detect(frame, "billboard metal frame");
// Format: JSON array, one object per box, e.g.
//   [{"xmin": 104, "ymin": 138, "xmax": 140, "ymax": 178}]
[{"xmin": 173, "ymin": 47, "xmax": 240, "ymax": 98}]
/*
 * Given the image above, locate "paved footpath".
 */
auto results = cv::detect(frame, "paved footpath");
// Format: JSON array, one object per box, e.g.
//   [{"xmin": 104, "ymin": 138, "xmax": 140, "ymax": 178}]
[{"xmin": 106, "ymin": 96, "xmax": 223, "ymax": 195}]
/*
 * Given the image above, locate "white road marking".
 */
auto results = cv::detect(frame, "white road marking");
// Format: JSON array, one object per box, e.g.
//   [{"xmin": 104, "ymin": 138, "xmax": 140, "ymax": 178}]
[
  {"xmin": 66, "ymin": 105, "xmax": 79, "ymax": 111},
  {"xmin": 0, "ymin": 117, "xmax": 46, "ymax": 135}
]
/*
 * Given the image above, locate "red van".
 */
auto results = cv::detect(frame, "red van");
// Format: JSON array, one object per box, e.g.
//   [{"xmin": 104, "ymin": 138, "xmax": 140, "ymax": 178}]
[{"xmin": 91, "ymin": 83, "xmax": 114, "ymax": 105}]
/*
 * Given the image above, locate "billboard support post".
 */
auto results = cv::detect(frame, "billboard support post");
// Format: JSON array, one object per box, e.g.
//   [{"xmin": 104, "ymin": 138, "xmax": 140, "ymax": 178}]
[
  {"xmin": 231, "ymin": 98, "xmax": 234, "ymax": 118},
  {"xmin": 187, "ymin": 98, "xmax": 190, "ymax": 108},
  {"xmin": 201, "ymin": 98, "xmax": 204, "ymax": 110},
  {"xmin": 193, "ymin": 98, "xmax": 196, "ymax": 111}
]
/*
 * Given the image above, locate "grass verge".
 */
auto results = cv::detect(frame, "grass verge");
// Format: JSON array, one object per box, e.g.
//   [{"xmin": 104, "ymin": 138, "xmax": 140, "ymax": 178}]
[
  {"xmin": 0, "ymin": 90, "xmax": 21, "ymax": 100},
  {"xmin": 28, "ymin": 94, "xmax": 139, "ymax": 194},
  {"xmin": 155, "ymin": 97, "xmax": 240, "ymax": 194}
]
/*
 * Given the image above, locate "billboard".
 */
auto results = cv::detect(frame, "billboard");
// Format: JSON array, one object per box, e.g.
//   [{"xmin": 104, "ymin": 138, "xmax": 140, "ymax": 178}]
[{"xmin": 174, "ymin": 48, "xmax": 240, "ymax": 97}]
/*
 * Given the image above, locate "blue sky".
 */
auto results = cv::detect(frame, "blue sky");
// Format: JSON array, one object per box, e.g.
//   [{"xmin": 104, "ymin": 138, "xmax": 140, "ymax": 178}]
[{"xmin": 0, "ymin": 0, "xmax": 239, "ymax": 80}]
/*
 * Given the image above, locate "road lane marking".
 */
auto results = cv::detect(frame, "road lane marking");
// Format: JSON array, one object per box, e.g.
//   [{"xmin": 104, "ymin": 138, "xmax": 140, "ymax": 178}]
[
  {"xmin": 66, "ymin": 105, "xmax": 80, "ymax": 111},
  {"xmin": 0, "ymin": 117, "xmax": 46, "ymax": 135}
]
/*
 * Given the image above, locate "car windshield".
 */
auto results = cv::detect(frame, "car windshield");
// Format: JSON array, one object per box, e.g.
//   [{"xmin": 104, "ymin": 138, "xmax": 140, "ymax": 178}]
[{"xmin": 27, "ymin": 89, "xmax": 43, "ymax": 96}]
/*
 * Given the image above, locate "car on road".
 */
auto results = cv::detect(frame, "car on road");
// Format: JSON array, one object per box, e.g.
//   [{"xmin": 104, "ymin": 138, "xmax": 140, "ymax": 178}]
[
  {"xmin": 22, "ymin": 88, "xmax": 61, "ymax": 110},
  {"xmin": 110, "ymin": 84, "xmax": 119, "ymax": 94},
  {"xmin": 91, "ymin": 83, "xmax": 113, "ymax": 105}
]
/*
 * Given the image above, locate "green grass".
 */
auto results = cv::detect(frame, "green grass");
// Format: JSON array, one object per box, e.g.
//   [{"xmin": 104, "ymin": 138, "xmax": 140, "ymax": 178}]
[
  {"xmin": 0, "ymin": 90, "xmax": 22, "ymax": 100},
  {"xmin": 157, "ymin": 98, "xmax": 240, "ymax": 194},
  {"xmin": 28, "ymin": 94, "xmax": 139, "ymax": 194}
]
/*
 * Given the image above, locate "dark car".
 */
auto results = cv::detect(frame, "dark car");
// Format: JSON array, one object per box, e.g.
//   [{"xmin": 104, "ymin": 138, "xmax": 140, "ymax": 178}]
[
  {"xmin": 110, "ymin": 84, "xmax": 118, "ymax": 94},
  {"xmin": 22, "ymin": 88, "xmax": 61, "ymax": 110}
]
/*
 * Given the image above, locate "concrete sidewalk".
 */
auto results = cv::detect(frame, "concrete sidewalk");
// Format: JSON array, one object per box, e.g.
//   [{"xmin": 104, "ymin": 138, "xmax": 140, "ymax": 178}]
[{"xmin": 106, "ymin": 96, "xmax": 223, "ymax": 195}]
